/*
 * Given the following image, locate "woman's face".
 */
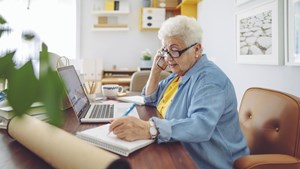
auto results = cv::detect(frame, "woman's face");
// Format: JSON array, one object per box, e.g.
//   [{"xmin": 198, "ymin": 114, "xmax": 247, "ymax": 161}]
[{"xmin": 161, "ymin": 37, "xmax": 200, "ymax": 76}]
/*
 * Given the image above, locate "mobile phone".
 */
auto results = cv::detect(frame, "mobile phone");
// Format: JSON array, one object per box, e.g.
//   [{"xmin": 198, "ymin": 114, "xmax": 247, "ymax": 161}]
[{"xmin": 156, "ymin": 56, "xmax": 168, "ymax": 70}]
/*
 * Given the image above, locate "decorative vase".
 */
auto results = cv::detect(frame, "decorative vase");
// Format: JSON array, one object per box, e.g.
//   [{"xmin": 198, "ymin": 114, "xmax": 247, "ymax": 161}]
[{"xmin": 141, "ymin": 60, "xmax": 152, "ymax": 68}]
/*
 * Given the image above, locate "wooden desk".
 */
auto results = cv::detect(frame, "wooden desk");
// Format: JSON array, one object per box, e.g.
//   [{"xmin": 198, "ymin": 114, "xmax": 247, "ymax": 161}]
[{"xmin": 0, "ymin": 105, "xmax": 197, "ymax": 169}]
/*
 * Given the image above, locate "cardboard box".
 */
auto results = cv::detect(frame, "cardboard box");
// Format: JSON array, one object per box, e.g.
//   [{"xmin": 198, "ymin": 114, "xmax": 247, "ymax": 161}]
[{"xmin": 98, "ymin": 17, "xmax": 108, "ymax": 24}]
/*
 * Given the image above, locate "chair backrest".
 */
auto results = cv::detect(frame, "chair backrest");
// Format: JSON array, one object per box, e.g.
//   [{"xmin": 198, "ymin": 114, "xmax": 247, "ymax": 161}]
[
  {"xmin": 239, "ymin": 87, "xmax": 300, "ymax": 158},
  {"xmin": 48, "ymin": 52, "xmax": 68, "ymax": 69},
  {"xmin": 130, "ymin": 71, "xmax": 170, "ymax": 92}
]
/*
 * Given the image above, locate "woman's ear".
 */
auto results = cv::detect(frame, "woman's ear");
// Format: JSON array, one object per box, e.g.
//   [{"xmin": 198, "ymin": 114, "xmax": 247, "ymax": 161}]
[
  {"xmin": 194, "ymin": 43, "xmax": 202, "ymax": 53},
  {"xmin": 195, "ymin": 44, "xmax": 203, "ymax": 58},
  {"xmin": 196, "ymin": 43, "xmax": 202, "ymax": 51}
]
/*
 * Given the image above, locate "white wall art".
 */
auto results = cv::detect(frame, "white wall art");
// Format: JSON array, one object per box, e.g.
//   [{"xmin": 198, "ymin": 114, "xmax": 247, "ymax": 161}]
[
  {"xmin": 235, "ymin": 0, "xmax": 252, "ymax": 7},
  {"xmin": 235, "ymin": 0, "xmax": 284, "ymax": 65},
  {"xmin": 285, "ymin": 0, "xmax": 300, "ymax": 66}
]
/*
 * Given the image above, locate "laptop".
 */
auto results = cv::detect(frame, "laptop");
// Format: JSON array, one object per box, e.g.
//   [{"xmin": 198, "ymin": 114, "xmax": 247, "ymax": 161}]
[{"xmin": 57, "ymin": 65, "xmax": 137, "ymax": 123}]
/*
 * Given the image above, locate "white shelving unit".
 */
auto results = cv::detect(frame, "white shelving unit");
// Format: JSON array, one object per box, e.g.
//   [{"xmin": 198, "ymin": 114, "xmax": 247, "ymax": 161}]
[{"xmin": 92, "ymin": 0, "xmax": 130, "ymax": 31}]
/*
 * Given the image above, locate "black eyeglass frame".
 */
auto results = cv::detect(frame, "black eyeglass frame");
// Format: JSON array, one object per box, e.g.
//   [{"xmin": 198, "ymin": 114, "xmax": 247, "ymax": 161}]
[{"xmin": 159, "ymin": 43, "xmax": 198, "ymax": 58}]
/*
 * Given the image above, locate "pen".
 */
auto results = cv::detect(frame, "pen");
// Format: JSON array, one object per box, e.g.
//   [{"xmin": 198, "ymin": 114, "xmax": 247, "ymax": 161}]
[
  {"xmin": 107, "ymin": 120, "xmax": 113, "ymax": 136},
  {"xmin": 107, "ymin": 103, "xmax": 136, "ymax": 135},
  {"xmin": 122, "ymin": 103, "xmax": 136, "ymax": 116}
]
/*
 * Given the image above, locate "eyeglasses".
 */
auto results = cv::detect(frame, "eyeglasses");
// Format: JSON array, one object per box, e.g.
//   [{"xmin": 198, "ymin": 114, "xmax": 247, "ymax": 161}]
[{"xmin": 159, "ymin": 43, "xmax": 197, "ymax": 58}]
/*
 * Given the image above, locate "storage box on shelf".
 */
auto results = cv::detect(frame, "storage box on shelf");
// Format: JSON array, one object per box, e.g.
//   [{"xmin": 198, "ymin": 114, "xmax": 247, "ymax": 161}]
[{"xmin": 92, "ymin": 0, "xmax": 130, "ymax": 31}]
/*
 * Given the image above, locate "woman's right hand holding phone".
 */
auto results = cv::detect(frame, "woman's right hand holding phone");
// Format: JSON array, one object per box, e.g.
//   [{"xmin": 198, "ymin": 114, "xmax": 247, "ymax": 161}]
[
  {"xmin": 153, "ymin": 49, "xmax": 168, "ymax": 71},
  {"xmin": 145, "ymin": 49, "xmax": 168, "ymax": 95}
]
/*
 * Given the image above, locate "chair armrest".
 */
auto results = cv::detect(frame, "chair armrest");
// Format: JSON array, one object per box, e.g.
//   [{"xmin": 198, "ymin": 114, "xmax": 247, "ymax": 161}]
[{"xmin": 233, "ymin": 154, "xmax": 300, "ymax": 169}]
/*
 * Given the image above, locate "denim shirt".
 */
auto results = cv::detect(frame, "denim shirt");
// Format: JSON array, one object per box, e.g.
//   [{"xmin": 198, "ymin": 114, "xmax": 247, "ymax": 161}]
[{"xmin": 142, "ymin": 54, "xmax": 249, "ymax": 169}]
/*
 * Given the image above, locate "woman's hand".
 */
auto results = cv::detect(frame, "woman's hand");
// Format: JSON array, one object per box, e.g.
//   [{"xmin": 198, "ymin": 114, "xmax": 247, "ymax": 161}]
[
  {"xmin": 109, "ymin": 116, "xmax": 151, "ymax": 141},
  {"xmin": 152, "ymin": 50, "xmax": 167, "ymax": 71}
]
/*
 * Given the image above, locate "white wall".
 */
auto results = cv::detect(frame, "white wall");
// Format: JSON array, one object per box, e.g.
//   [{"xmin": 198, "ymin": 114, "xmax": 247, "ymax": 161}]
[
  {"xmin": 198, "ymin": 0, "xmax": 300, "ymax": 103},
  {"xmin": 79, "ymin": 0, "xmax": 300, "ymax": 103},
  {"xmin": 80, "ymin": 0, "xmax": 161, "ymax": 70}
]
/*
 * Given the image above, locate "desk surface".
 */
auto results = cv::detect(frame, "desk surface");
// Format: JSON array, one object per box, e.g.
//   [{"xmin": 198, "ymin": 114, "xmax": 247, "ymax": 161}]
[{"xmin": 0, "ymin": 105, "xmax": 197, "ymax": 169}]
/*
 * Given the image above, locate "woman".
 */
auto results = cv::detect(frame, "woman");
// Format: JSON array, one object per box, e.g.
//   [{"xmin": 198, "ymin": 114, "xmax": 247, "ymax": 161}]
[{"xmin": 109, "ymin": 15, "xmax": 249, "ymax": 169}]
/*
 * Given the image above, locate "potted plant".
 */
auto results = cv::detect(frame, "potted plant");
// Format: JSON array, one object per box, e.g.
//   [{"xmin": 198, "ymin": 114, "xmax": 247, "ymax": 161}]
[
  {"xmin": 140, "ymin": 49, "xmax": 152, "ymax": 68},
  {"xmin": 0, "ymin": 15, "xmax": 65, "ymax": 126}
]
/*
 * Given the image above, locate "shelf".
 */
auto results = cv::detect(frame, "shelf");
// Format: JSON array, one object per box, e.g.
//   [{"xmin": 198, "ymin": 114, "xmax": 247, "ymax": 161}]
[
  {"xmin": 92, "ymin": 0, "xmax": 130, "ymax": 32},
  {"xmin": 92, "ymin": 27, "xmax": 129, "ymax": 31},
  {"xmin": 101, "ymin": 69, "xmax": 137, "ymax": 88},
  {"xmin": 91, "ymin": 10, "xmax": 130, "ymax": 16}
]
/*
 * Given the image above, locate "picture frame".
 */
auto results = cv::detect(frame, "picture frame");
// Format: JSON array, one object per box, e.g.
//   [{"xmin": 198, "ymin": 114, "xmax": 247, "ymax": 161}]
[
  {"xmin": 285, "ymin": 0, "xmax": 300, "ymax": 66},
  {"xmin": 235, "ymin": 0, "xmax": 252, "ymax": 7},
  {"xmin": 235, "ymin": 0, "xmax": 284, "ymax": 65}
]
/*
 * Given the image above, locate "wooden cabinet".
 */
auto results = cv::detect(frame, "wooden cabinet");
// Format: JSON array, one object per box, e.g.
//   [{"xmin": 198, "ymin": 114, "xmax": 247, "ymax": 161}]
[
  {"xmin": 162, "ymin": 0, "xmax": 200, "ymax": 19},
  {"xmin": 140, "ymin": 8, "xmax": 166, "ymax": 31},
  {"xmin": 92, "ymin": 0, "xmax": 130, "ymax": 31},
  {"xmin": 140, "ymin": 0, "xmax": 200, "ymax": 31},
  {"xmin": 176, "ymin": 0, "xmax": 199, "ymax": 18},
  {"xmin": 101, "ymin": 70, "xmax": 136, "ymax": 90}
]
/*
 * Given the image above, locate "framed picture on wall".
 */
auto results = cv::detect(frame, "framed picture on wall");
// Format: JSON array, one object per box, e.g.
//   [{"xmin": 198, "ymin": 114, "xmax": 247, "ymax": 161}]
[
  {"xmin": 285, "ymin": 0, "xmax": 300, "ymax": 66},
  {"xmin": 235, "ymin": 0, "xmax": 252, "ymax": 6},
  {"xmin": 235, "ymin": 0, "xmax": 284, "ymax": 65}
]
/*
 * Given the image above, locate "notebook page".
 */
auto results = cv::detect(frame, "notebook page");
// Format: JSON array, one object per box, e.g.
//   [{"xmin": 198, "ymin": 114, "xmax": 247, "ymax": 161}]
[
  {"xmin": 76, "ymin": 124, "xmax": 154, "ymax": 156},
  {"xmin": 117, "ymin": 96, "xmax": 145, "ymax": 105}
]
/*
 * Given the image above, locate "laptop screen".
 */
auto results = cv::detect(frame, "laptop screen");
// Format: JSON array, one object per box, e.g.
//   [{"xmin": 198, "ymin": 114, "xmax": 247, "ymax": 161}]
[{"xmin": 57, "ymin": 66, "xmax": 89, "ymax": 116}]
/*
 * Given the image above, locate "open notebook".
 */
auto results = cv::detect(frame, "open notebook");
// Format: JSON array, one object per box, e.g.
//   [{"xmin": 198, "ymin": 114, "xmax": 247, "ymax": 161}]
[
  {"xmin": 76, "ymin": 124, "xmax": 154, "ymax": 157},
  {"xmin": 117, "ymin": 96, "xmax": 145, "ymax": 105}
]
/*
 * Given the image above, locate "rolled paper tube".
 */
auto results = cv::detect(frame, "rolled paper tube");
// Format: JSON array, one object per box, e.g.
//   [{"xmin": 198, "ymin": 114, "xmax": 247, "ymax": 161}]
[{"xmin": 8, "ymin": 115, "xmax": 130, "ymax": 169}]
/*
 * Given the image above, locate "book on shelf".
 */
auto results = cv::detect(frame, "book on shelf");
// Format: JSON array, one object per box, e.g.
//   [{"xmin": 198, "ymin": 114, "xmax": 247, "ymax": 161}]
[
  {"xmin": 114, "ymin": 1, "xmax": 120, "ymax": 11},
  {"xmin": 76, "ymin": 124, "xmax": 154, "ymax": 157},
  {"xmin": 104, "ymin": 0, "xmax": 114, "ymax": 11}
]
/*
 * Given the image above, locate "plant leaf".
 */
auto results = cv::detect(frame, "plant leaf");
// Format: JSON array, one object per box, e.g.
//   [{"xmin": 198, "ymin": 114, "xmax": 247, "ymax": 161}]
[
  {"xmin": 0, "ymin": 15, "xmax": 6, "ymax": 24},
  {"xmin": 0, "ymin": 51, "xmax": 16, "ymax": 79},
  {"xmin": 6, "ymin": 61, "xmax": 38, "ymax": 116},
  {"xmin": 38, "ymin": 43, "xmax": 65, "ymax": 126}
]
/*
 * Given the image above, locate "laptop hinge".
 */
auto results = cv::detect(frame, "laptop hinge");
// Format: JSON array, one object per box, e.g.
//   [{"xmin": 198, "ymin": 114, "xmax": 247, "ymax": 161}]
[{"xmin": 79, "ymin": 104, "xmax": 90, "ymax": 119}]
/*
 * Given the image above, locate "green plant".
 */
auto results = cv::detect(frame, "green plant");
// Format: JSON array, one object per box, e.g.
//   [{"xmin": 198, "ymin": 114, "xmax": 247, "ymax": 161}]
[
  {"xmin": 0, "ymin": 15, "xmax": 65, "ymax": 126},
  {"xmin": 141, "ymin": 49, "xmax": 152, "ymax": 61}
]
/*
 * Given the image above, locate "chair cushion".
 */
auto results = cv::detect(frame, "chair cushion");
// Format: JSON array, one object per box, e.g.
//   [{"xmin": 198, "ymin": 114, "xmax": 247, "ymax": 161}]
[
  {"xmin": 239, "ymin": 87, "xmax": 300, "ymax": 157},
  {"xmin": 233, "ymin": 154, "xmax": 300, "ymax": 169}
]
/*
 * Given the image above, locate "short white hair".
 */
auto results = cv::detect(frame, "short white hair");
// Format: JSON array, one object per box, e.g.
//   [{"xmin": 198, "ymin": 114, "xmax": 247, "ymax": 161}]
[{"xmin": 158, "ymin": 15, "xmax": 203, "ymax": 46}]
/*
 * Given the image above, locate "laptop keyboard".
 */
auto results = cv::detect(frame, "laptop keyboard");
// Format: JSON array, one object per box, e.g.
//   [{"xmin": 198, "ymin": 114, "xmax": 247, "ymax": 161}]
[{"xmin": 90, "ymin": 104, "xmax": 114, "ymax": 118}]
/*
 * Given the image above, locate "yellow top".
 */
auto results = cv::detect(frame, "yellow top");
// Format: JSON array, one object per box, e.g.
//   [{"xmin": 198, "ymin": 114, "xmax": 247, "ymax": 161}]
[{"xmin": 157, "ymin": 76, "xmax": 181, "ymax": 118}]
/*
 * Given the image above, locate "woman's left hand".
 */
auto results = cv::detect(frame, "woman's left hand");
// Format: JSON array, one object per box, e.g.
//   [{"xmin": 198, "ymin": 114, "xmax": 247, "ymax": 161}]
[{"xmin": 109, "ymin": 116, "xmax": 151, "ymax": 141}]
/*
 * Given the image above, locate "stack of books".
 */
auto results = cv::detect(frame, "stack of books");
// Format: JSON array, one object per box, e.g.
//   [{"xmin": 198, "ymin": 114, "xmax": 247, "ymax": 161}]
[
  {"xmin": 0, "ymin": 102, "xmax": 48, "ymax": 129},
  {"xmin": 104, "ymin": 0, "xmax": 120, "ymax": 11}
]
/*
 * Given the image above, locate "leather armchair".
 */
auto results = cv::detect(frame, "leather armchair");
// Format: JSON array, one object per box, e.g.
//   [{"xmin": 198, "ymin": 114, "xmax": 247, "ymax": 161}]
[{"xmin": 233, "ymin": 87, "xmax": 300, "ymax": 169}]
